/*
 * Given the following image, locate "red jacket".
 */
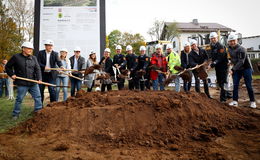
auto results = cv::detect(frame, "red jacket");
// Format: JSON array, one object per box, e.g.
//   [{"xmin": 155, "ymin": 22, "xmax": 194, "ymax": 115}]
[{"xmin": 150, "ymin": 53, "xmax": 167, "ymax": 80}]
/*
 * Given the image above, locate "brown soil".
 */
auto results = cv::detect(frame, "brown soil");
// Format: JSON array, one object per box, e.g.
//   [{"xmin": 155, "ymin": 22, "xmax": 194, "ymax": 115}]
[{"xmin": 0, "ymin": 81, "xmax": 259, "ymax": 160}]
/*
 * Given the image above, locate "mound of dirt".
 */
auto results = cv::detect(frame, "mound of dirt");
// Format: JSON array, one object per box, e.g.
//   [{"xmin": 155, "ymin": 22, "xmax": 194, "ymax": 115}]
[{"xmin": 1, "ymin": 90, "xmax": 260, "ymax": 160}]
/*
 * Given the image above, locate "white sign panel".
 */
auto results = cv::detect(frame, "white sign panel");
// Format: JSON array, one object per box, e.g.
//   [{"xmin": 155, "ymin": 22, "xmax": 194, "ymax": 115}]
[{"xmin": 39, "ymin": 0, "xmax": 101, "ymax": 60}]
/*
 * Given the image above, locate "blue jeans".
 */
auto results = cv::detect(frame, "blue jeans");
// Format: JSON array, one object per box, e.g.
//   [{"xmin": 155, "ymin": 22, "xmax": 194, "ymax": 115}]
[
  {"xmin": 183, "ymin": 81, "xmax": 191, "ymax": 92},
  {"xmin": 56, "ymin": 76, "xmax": 69, "ymax": 101},
  {"xmin": 152, "ymin": 73, "xmax": 165, "ymax": 91},
  {"xmin": 233, "ymin": 68, "xmax": 255, "ymax": 102},
  {"xmin": 13, "ymin": 84, "xmax": 42, "ymax": 116},
  {"xmin": 174, "ymin": 76, "xmax": 180, "ymax": 92},
  {"xmin": 70, "ymin": 78, "xmax": 82, "ymax": 96},
  {"xmin": 0, "ymin": 78, "xmax": 9, "ymax": 97}
]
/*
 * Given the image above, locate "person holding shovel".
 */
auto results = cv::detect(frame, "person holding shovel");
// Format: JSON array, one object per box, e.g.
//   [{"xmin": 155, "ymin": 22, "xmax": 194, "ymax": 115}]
[
  {"xmin": 5, "ymin": 42, "xmax": 42, "ymax": 120},
  {"xmin": 181, "ymin": 42, "xmax": 192, "ymax": 92},
  {"xmin": 150, "ymin": 44, "xmax": 168, "ymax": 91},
  {"xmin": 189, "ymin": 40, "xmax": 211, "ymax": 98},
  {"xmin": 136, "ymin": 46, "xmax": 150, "ymax": 91},
  {"xmin": 227, "ymin": 34, "xmax": 256, "ymax": 108},
  {"xmin": 207, "ymin": 32, "xmax": 230, "ymax": 102},
  {"xmin": 166, "ymin": 44, "xmax": 181, "ymax": 92},
  {"xmin": 56, "ymin": 48, "xmax": 71, "ymax": 101},
  {"xmin": 36, "ymin": 40, "xmax": 63, "ymax": 103},
  {"xmin": 113, "ymin": 45, "xmax": 127, "ymax": 90},
  {"xmin": 69, "ymin": 47, "xmax": 86, "ymax": 96},
  {"xmin": 85, "ymin": 51, "xmax": 98, "ymax": 92}
]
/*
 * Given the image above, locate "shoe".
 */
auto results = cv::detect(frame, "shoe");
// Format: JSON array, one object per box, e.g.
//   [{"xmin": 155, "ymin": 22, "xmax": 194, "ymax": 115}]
[
  {"xmin": 12, "ymin": 116, "xmax": 19, "ymax": 120},
  {"xmin": 229, "ymin": 101, "xmax": 238, "ymax": 107},
  {"xmin": 250, "ymin": 102, "xmax": 257, "ymax": 109}
]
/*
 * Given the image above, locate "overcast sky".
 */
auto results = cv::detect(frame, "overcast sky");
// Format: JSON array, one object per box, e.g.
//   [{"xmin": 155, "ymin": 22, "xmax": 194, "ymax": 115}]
[{"xmin": 106, "ymin": 0, "xmax": 260, "ymax": 41}]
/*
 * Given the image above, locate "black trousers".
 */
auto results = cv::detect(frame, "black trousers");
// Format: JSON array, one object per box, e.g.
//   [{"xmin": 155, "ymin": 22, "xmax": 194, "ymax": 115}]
[
  {"xmin": 101, "ymin": 84, "xmax": 112, "ymax": 92},
  {"xmin": 128, "ymin": 72, "xmax": 139, "ymax": 90},
  {"xmin": 117, "ymin": 78, "xmax": 125, "ymax": 90},
  {"xmin": 216, "ymin": 69, "xmax": 228, "ymax": 102},
  {"xmin": 193, "ymin": 71, "xmax": 210, "ymax": 98},
  {"xmin": 40, "ymin": 72, "xmax": 56, "ymax": 103},
  {"xmin": 87, "ymin": 81, "xmax": 95, "ymax": 92}
]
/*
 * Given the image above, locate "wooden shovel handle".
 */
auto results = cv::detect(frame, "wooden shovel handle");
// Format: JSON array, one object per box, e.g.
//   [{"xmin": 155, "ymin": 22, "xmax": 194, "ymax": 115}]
[{"xmin": 16, "ymin": 76, "xmax": 56, "ymax": 87}]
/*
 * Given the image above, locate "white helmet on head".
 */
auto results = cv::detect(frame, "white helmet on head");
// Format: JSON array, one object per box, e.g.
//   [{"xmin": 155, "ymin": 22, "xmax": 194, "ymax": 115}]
[
  {"xmin": 44, "ymin": 39, "xmax": 54, "ymax": 46},
  {"xmin": 126, "ymin": 45, "xmax": 133, "ymax": 51},
  {"xmin": 228, "ymin": 34, "xmax": 238, "ymax": 41},
  {"xmin": 209, "ymin": 32, "xmax": 218, "ymax": 39},
  {"xmin": 22, "ymin": 42, "xmax": 34, "ymax": 49},
  {"xmin": 104, "ymin": 48, "xmax": 111, "ymax": 53},
  {"xmin": 184, "ymin": 41, "xmax": 190, "ymax": 47},
  {"xmin": 190, "ymin": 39, "xmax": 198, "ymax": 45},
  {"xmin": 166, "ymin": 44, "xmax": 173, "ymax": 50},
  {"xmin": 139, "ymin": 46, "xmax": 146, "ymax": 51},
  {"xmin": 74, "ymin": 46, "xmax": 81, "ymax": 52},
  {"xmin": 116, "ymin": 45, "xmax": 122, "ymax": 50},
  {"xmin": 60, "ymin": 48, "xmax": 68, "ymax": 52},
  {"xmin": 155, "ymin": 44, "xmax": 162, "ymax": 49}
]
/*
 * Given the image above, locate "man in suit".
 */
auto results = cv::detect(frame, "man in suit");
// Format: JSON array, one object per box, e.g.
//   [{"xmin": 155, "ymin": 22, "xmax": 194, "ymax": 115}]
[
  {"xmin": 36, "ymin": 40, "xmax": 63, "ymax": 103},
  {"xmin": 69, "ymin": 47, "xmax": 85, "ymax": 96}
]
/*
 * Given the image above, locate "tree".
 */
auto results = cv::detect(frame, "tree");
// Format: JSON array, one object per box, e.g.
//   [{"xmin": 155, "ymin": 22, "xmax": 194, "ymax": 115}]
[
  {"xmin": 5, "ymin": 0, "xmax": 34, "ymax": 41},
  {"xmin": 147, "ymin": 19, "xmax": 165, "ymax": 41},
  {"xmin": 107, "ymin": 30, "xmax": 146, "ymax": 56},
  {"xmin": 0, "ymin": 1, "xmax": 23, "ymax": 60},
  {"xmin": 108, "ymin": 30, "xmax": 122, "ymax": 49},
  {"xmin": 147, "ymin": 19, "xmax": 180, "ymax": 41},
  {"xmin": 164, "ymin": 22, "xmax": 180, "ymax": 41}
]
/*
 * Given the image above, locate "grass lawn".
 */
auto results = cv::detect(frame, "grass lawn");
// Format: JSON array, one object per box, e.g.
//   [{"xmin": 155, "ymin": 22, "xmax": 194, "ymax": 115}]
[
  {"xmin": 253, "ymin": 75, "xmax": 260, "ymax": 80},
  {"xmin": 0, "ymin": 95, "xmax": 34, "ymax": 133}
]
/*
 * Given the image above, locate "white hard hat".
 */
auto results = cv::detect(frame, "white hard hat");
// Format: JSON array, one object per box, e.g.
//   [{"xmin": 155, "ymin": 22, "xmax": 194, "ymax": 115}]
[
  {"xmin": 139, "ymin": 46, "xmax": 146, "ymax": 51},
  {"xmin": 209, "ymin": 32, "xmax": 218, "ymax": 39},
  {"xmin": 228, "ymin": 34, "xmax": 238, "ymax": 41},
  {"xmin": 155, "ymin": 44, "xmax": 162, "ymax": 49},
  {"xmin": 74, "ymin": 46, "xmax": 81, "ymax": 52},
  {"xmin": 22, "ymin": 42, "xmax": 34, "ymax": 49},
  {"xmin": 60, "ymin": 48, "xmax": 68, "ymax": 52},
  {"xmin": 184, "ymin": 41, "xmax": 190, "ymax": 47},
  {"xmin": 44, "ymin": 39, "xmax": 54, "ymax": 46},
  {"xmin": 166, "ymin": 44, "xmax": 173, "ymax": 49},
  {"xmin": 116, "ymin": 45, "xmax": 122, "ymax": 50},
  {"xmin": 104, "ymin": 48, "xmax": 111, "ymax": 53},
  {"xmin": 190, "ymin": 39, "xmax": 198, "ymax": 45},
  {"xmin": 126, "ymin": 45, "xmax": 133, "ymax": 51}
]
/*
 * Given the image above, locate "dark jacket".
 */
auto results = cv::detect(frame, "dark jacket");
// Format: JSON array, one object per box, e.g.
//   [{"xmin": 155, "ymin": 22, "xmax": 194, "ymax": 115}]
[
  {"xmin": 136, "ymin": 54, "xmax": 149, "ymax": 71},
  {"xmin": 208, "ymin": 42, "xmax": 228, "ymax": 70},
  {"xmin": 69, "ymin": 55, "xmax": 86, "ymax": 78},
  {"xmin": 180, "ymin": 50, "xmax": 190, "ymax": 69},
  {"xmin": 228, "ymin": 44, "xmax": 253, "ymax": 71},
  {"xmin": 113, "ymin": 54, "xmax": 126, "ymax": 69},
  {"xmin": 99, "ymin": 57, "xmax": 114, "ymax": 76},
  {"xmin": 36, "ymin": 50, "xmax": 63, "ymax": 79},
  {"xmin": 189, "ymin": 47, "xmax": 208, "ymax": 67},
  {"xmin": 6, "ymin": 53, "xmax": 42, "ymax": 86},
  {"xmin": 125, "ymin": 53, "xmax": 138, "ymax": 71}
]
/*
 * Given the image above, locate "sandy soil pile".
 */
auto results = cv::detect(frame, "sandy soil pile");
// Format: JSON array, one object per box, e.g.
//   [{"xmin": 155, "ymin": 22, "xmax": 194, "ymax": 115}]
[{"xmin": 0, "ymin": 88, "xmax": 259, "ymax": 160}]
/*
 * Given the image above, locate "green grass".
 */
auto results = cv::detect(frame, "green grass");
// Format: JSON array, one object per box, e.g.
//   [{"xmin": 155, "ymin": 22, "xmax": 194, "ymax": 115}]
[
  {"xmin": 0, "ymin": 97, "xmax": 34, "ymax": 133},
  {"xmin": 253, "ymin": 75, "xmax": 260, "ymax": 80}
]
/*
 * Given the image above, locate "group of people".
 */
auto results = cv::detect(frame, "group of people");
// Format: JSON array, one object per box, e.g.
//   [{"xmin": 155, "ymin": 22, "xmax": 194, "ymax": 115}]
[{"xmin": 1, "ymin": 31, "xmax": 257, "ymax": 119}]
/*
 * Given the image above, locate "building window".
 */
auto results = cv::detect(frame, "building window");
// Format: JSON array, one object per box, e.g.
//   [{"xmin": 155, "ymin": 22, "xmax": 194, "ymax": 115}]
[
  {"xmin": 259, "ymin": 45, "xmax": 260, "ymax": 50},
  {"xmin": 258, "ymin": 53, "xmax": 260, "ymax": 59}
]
